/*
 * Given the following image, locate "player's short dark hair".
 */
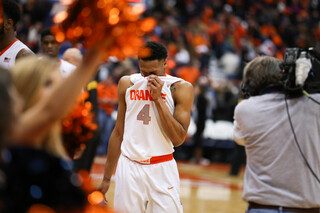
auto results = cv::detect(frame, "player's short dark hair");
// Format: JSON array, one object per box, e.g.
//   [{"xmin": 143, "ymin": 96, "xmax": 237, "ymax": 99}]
[
  {"xmin": 2, "ymin": 0, "xmax": 21, "ymax": 28},
  {"xmin": 40, "ymin": 28, "xmax": 54, "ymax": 42},
  {"xmin": 138, "ymin": 41, "xmax": 168, "ymax": 61}
]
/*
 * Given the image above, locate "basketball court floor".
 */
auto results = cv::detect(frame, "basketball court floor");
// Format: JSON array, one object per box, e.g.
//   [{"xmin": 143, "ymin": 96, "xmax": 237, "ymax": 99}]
[{"xmin": 91, "ymin": 156, "xmax": 247, "ymax": 213}]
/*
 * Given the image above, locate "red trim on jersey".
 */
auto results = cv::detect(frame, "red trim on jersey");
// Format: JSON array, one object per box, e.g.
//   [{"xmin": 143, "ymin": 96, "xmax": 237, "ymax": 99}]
[
  {"xmin": 124, "ymin": 153, "xmax": 174, "ymax": 165},
  {"xmin": 149, "ymin": 153, "xmax": 173, "ymax": 164},
  {"xmin": 0, "ymin": 39, "xmax": 18, "ymax": 56}
]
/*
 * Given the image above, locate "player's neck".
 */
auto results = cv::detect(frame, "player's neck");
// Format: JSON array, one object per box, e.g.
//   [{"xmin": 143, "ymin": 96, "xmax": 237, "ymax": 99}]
[
  {"xmin": 0, "ymin": 34, "xmax": 17, "ymax": 51},
  {"xmin": 46, "ymin": 55, "xmax": 60, "ymax": 64}
]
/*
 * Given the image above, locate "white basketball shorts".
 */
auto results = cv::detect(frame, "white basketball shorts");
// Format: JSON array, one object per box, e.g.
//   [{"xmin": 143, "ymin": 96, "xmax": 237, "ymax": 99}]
[{"xmin": 114, "ymin": 154, "xmax": 183, "ymax": 213}]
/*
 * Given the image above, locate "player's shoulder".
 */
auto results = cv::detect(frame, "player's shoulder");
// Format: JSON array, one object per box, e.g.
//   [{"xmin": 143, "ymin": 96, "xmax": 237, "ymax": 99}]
[
  {"xmin": 161, "ymin": 74, "xmax": 182, "ymax": 85},
  {"xmin": 171, "ymin": 79, "xmax": 194, "ymax": 103},
  {"xmin": 119, "ymin": 75, "xmax": 131, "ymax": 82},
  {"xmin": 172, "ymin": 79, "xmax": 193, "ymax": 91},
  {"xmin": 118, "ymin": 75, "xmax": 132, "ymax": 90},
  {"xmin": 15, "ymin": 40, "xmax": 32, "ymax": 51},
  {"xmin": 16, "ymin": 48, "xmax": 34, "ymax": 60}
]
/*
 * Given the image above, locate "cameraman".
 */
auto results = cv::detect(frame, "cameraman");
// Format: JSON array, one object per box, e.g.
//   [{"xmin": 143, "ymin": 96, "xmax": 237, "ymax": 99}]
[{"xmin": 234, "ymin": 56, "xmax": 320, "ymax": 213}]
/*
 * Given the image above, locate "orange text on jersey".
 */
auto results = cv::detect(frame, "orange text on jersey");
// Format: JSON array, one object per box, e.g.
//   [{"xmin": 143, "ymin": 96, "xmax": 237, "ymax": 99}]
[{"xmin": 130, "ymin": 90, "xmax": 166, "ymax": 101}]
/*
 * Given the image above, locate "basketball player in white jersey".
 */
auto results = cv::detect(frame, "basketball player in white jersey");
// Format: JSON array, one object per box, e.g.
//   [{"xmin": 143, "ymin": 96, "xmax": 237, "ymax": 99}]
[
  {"xmin": 0, "ymin": 0, "xmax": 34, "ymax": 70},
  {"xmin": 99, "ymin": 41, "xmax": 194, "ymax": 213},
  {"xmin": 40, "ymin": 28, "xmax": 76, "ymax": 77}
]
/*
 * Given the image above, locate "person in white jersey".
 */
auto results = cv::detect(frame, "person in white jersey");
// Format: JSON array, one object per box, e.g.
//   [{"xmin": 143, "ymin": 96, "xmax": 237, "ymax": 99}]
[
  {"xmin": 40, "ymin": 28, "xmax": 76, "ymax": 77},
  {"xmin": 234, "ymin": 56, "xmax": 320, "ymax": 213},
  {"xmin": 99, "ymin": 41, "xmax": 194, "ymax": 213},
  {"xmin": 0, "ymin": 0, "xmax": 34, "ymax": 70}
]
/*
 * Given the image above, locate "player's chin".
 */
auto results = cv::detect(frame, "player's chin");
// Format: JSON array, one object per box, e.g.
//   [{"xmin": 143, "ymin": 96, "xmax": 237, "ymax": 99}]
[{"xmin": 46, "ymin": 51, "xmax": 54, "ymax": 56}]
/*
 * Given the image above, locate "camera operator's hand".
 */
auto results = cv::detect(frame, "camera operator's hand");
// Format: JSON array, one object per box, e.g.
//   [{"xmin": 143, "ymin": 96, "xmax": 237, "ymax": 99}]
[{"xmin": 295, "ymin": 57, "xmax": 312, "ymax": 86}]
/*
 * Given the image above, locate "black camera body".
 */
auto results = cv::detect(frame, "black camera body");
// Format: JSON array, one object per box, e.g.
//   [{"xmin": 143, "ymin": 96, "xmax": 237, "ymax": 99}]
[{"xmin": 282, "ymin": 47, "xmax": 320, "ymax": 96}]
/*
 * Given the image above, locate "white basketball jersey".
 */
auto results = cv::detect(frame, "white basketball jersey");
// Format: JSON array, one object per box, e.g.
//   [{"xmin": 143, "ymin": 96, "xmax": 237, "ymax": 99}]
[
  {"xmin": 59, "ymin": 59, "xmax": 76, "ymax": 77},
  {"xmin": 0, "ymin": 39, "xmax": 32, "ymax": 70},
  {"xmin": 121, "ymin": 73, "xmax": 183, "ymax": 161}
]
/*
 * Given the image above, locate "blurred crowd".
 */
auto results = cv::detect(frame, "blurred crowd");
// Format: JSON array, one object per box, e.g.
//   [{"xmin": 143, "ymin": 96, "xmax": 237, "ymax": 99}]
[
  {"xmin": 14, "ymin": 0, "xmax": 320, "ymax": 165},
  {"xmin": 1, "ymin": 0, "xmax": 319, "ymax": 211},
  {"xmin": 18, "ymin": 0, "xmax": 320, "ymax": 70}
]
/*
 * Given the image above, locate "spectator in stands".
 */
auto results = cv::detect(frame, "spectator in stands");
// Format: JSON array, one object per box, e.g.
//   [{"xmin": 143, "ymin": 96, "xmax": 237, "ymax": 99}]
[
  {"xmin": 96, "ymin": 75, "xmax": 118, "ymax": 155},
  {"xmin": 176, "ymin": 59, "xmax": 201, "ymax": 85},
  {"xmin": 191, "ymin": 76, "xmax": 210, "ymax": 165},
  {"xmin": 229, "ymin": 142, "xmax": 246, "ymax": 176},
  {"xmin": 40, "ymin": 28, "xmax": 76, "ymax": 77}
]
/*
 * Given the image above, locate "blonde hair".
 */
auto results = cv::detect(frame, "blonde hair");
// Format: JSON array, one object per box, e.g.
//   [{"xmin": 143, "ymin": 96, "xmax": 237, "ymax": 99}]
[{"xmin": 12, "ymin": 56, "xmax": 68, "ymax": 159}]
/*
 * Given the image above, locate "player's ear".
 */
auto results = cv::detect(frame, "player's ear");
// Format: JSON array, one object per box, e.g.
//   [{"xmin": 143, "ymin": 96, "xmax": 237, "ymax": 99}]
[
  {"xmin": 163, "ymin": 59, "xmax": 167, "ymax": 73},
  {"xmin": 163, "ymin": 59, "xmax": 167, "ymax": 69},
  {"xmin": 5, "ymin": 19, "xmax": 14, "ymax": 30}
]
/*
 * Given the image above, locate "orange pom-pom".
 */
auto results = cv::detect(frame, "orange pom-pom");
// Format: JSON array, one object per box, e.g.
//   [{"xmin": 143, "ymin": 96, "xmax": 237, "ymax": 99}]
[
  {"xmin": 62, "ymin": 91, "xmax": 98, "ymax": 158},
  {"xmin": 52, "ymin": 0, "xmax": 156, "ymax": 60}
]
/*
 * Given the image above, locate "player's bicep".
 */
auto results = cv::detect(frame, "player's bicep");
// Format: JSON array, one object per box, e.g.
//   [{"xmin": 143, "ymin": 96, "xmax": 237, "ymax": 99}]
[{"xmin": 173, "ymin": 81, "xmax": 194, "ymax": 131}]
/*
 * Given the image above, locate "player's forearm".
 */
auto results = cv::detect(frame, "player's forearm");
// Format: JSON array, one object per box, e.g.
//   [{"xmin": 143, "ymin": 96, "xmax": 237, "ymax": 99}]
[
  {"xmin": 153, "ymin": 99, "xmax": 187, "ymax": 147},
  {"xmin": 103, "ymin": 131, "xmax": 122, "ymax": 180}
]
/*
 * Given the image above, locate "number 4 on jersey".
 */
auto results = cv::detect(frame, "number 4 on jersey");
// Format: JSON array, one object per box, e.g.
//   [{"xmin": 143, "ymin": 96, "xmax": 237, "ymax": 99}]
[{"xmin": 137, "ymin": 104, "xmax": 151, "ymax": 125}]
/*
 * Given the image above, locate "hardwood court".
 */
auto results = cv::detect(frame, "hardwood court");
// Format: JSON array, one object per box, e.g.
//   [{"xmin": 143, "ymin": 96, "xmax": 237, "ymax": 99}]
[{"xmin": 91, "ymin": 156, "xmax": 247, "ymax": 213}]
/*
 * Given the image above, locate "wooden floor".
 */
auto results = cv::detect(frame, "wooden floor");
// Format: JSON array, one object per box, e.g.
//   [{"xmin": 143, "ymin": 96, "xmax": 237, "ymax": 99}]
[{"xmin": 90, "ymin": 156, "xmax": 247, "ymax": 213}]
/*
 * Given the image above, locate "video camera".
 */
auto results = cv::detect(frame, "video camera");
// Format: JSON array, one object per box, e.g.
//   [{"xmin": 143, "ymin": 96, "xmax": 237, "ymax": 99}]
[{"xmin": 282, "ymin": 47, "xmax": 320, "ymax": 96}]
